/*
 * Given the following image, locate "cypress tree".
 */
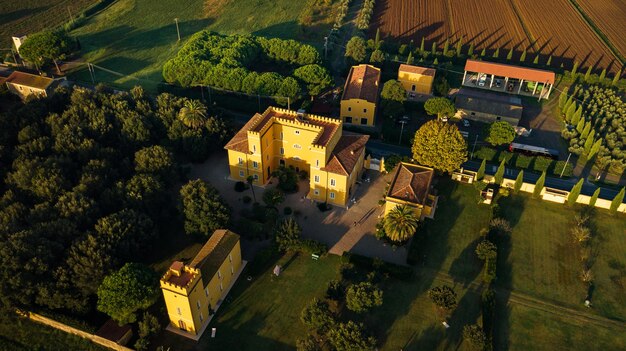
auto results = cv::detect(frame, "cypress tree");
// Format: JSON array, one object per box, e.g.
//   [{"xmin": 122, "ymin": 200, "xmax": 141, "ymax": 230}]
[
  {"xmin": 520, "ymin": 49, "xmax": 527, "ymax": 62},
  {"xmin": 599, "ymin": 68, "xmax": 606, "ymax": 82},
  {"xmin": 506, "ymin": 47, "xmax": 513, "ymax": 60},
  {"xmin": 443, "ymin": 38, "xmax": 449, "ymax": 56},
  {"xmin": 571, "ymin": 61, "xmax": 580, "ymax": 76},
  {"xmin": 533, "ymin": 171, "xmax": 546, "ymax": 198},
  {"xmin": 558, "ymin": 90, "xmax": 568, "ymax": 110},
  {"xmin": 533, "ymin": 55, "xmax": 539, "ymax": 65},
  {"xmin": 468, "ymin": 43, "xmax": 474, "ymax": 56},
  {"xmin": 610, "ymin": 187, "xmax": 625, "ymax": 214},
  {"xmin": 480, "ymin": 48, "xmax": 486, "ymax": 57},
  {"xmin": 584, "ymin": 66, "xmax": 592, "ymax": 82},
  {"xmin": 433, "ymin": 58, "xmax": 439, "ymax": 66},
  {"xmin": 580, "ymin": 121, "xmax": 591, "ymax": 139},
  {"xmin": 588, "ymin": 139, "xmax": 602, "ymax": 158},
  {"xmin": 420, "ymin": 37, "xmax": 425, "ymax": 53},
  {"xmin": 494, "ymin": 159, "xmax": 506, "ymax": 186},
  {"xmin": 477, "ymin": 159, "xmax": 486, "ymax": 181},
  {"xmin": 571, "ymin": 105, "xmax": 583, "ymax": 125},
  {"xmin": 566, "ymin": 102, "xmax": 577, "ymax": 123},
  {"xmin": 589, "ymin": 188, "xmax": 600, "ymax": 207},
  {"xmin": 456, "ymin": 38, "xmax": 462, "ymax": 57},
  {"xmin": 567, "ymin": 178, "xmax": 584, "ymax": 206},
  {"xmin": 583, "ymin": 134, "xmax": 595, "ymax": 154},
  {"xmin": 514, "ymin": 170, "xmax": 524, "ymax": 193},
  {"xmin": 406, "ymin": 51, "xmax": 413, "ymax": 65},
  {"xmin": 493, "ymin": 48, "xmax": 500, "ymax": 59},
  {"xmin": 575, "ymin": 118, "xmax": 585, "ymax": 134},
  {"xmin": 612, "ymin": 68, "xmax": 622, "ymax": 86},
  {"xmin": 547, "ymin": 55, "xmax": 552, "ymax": 66},
  {"xmin": 563, "ymin": 95, "xmax": 574, "ymax": 112},
  {"xmin": 431, "ymin": 42, "xmax": 437, "ymax": 55}
]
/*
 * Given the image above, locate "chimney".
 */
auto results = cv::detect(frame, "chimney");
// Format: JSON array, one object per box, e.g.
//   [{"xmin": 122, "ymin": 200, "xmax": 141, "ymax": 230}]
[{"xmin": 296, "ymin": 109, "xmax": 306, "ymax": 121}]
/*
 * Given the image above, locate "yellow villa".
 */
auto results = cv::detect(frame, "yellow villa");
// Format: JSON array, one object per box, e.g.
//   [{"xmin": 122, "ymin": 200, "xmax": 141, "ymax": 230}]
[
  {"xmin": 160, "ymin": 230, "xmax": 244, "ymax": 340},
  {"xmin": 398, "ymin": 64, "xmax": 436, "ymax": 98},
  {"xmin": 340, "ymin": 64, "xmax": 381, "ymax": 126},
  {"xmin": 384, "ymin": 162, "xmax": 438, "ymax": 219},
  {"xmin": 225, "ymin": 107, "xmax": 369, "ymax": 207}
]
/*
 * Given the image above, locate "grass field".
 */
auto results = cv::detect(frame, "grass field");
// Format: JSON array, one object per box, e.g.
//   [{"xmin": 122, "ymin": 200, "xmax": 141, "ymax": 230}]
[
  {"xmin": 498, "ymin": 194, "xmax": 626, "ymax": 321},
  {"xmin": 0, "ymin": 0, "xmax": 98, "ymax": 48},
  {"xmin": 68, "ymin": 0, "xmax": 329, "ymax": 91}
]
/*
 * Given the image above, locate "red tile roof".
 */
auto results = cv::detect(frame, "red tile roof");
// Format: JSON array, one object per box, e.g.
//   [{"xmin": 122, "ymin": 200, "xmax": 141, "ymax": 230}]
[
  {"xmin": 5, "ymin": 71, "xmax": 54, "ymax": 90},
  {"xmin": 96, "ymin": 320, "xmax": 132, "ymax": 344},
  {"xmin": 464, "ymin": 59, "xmax": 555, "ymax": 84},
  {"xmin": 322, "ymin": 132, "xmax": 369, "ymax": 176},
  {"xmin": 387, "ymin": 163, "xmax": 434, "ymax": 205},
  {"xmin": 399, "ymin": 64, "xmax": 436, "ymax": 77},
  {"xmin": 190, "ymin": 229, "xmax": 240, "ymax": 284},
  {"xmin": 342, "ymin": 64, "xmax": 381, "ymax": 104},
  {"xmin": 224, "ymin": 113, "xmax": 260, "ymax": 153}
]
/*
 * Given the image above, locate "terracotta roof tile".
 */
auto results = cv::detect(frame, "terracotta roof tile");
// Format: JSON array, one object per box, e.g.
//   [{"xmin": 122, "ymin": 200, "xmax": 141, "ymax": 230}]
[
  {"xmin": 190, "ymin": 229, "xmax": 240, "ymax": 285},
  {"xmin": 224, "ymin": 113, "xmax": 262, "ymax": 153},
  {"xmin": 322, "ymin": 132, "xmax": 369, "ymax": 175},
  {"xmin": 387, "ymin": 163, "xmax": 434, "ymax": 205},
  {"xmin": 399, "ymin": 64, "xmax": 436, "ymax": 76},
  {"xmin": 342, "ymin": 65, "xmax": 381, "ymax": 104},
  {"xmin": 6, "ymin": 71, "xmax": 54, "ymax": 90},
  {"xmin": 465, "ymin": 59, "xmax": 555, "ymax": 84}
]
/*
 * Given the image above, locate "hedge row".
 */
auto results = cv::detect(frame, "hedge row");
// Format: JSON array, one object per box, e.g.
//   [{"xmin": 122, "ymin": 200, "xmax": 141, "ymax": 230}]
[
  {"xmin": 474, "ymin": 146, "xmax": 573, "ymax": 177},
  {"xmin": 342, "ymin": 252, "xmax": 413, "ymax": 280}
]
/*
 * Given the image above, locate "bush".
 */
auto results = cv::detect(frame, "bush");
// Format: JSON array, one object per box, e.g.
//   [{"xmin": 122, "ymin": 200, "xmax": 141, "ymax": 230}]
[
  {"xmin": 474, "ymin": 146, "xmax": 497, "ymax": 161},
  {"xmin": 346, "ymin": 282, "xmax": 383, "ymax": 313},
  {"xmin": 497, "ymin": 151, "xmax": 515, "ymax": 164},
  {"xmin": 515, "ymin": 154, "xmax": 532, "ymax": 169},
  {"xmin": 384, "ymin": 154, "xmax": 412, "ymax": 172},
  {"xmin": 533, "ymin": 156, "xmax": 553, "ymax": 172},
  {"xmin": 297, "ymin": 239, "xmax": 327, "ymax": 255},
  {"xmin": 552, "ymin": 160, "xmax": 573, "ymax": 177},
  {"xmin": 283, "ymin": 206, "xmax": 293, "ymax": 215},
  {"xmin": 242, "ymin": 195, "xmax": 252, "ymax": 204},
  {"xmin": 326, "ymin": 280, "xmax": 345, "ymax": 301},
  {"xmin": 344, "ymin": 252, "xmax": 414, "ymax": 280},
  {"xmin": 234, "ymin": 181, "xmax": 247, "ymax": 192}
]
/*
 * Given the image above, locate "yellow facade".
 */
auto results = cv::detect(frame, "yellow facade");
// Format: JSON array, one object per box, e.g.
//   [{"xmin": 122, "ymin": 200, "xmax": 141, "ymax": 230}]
[
  {"xmin": 398, "ymin": 64, "xmax": 435, "ymax": 96},
  {"xmin": 340, "ymin": 99, "xmax": 377, "ymax": 126},
  {"xmin": 160, "ymin": 230, "xmax": 242, "ymax": 338},
  {"xmin": 383, "ymin": 194, "xmax": 437, "ymax": 218},
  {"xmin": 225, "ymin": 107, "xmax": 369, "ymax": 207}
]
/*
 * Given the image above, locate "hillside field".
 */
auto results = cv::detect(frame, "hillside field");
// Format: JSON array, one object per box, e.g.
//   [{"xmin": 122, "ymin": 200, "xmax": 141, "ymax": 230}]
[{"xmin": 68, "ymin": 0, "xmax": 333, "ymax": 91}]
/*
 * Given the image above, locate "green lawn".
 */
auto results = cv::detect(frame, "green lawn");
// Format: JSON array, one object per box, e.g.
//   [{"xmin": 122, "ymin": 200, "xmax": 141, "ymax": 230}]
[
  {"xmin": 498, "ymin": 194, "xmax": 626, "ymax": 321},
  {"xmin": 68, "ymin": 0, "xmax": 328, "ymax": 91}
]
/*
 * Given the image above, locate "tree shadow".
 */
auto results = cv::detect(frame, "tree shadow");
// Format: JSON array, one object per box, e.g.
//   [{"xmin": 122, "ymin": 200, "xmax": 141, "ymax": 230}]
[
  {"xmin": 403, "ymin": 324, "xmax": 445, "ymax": 350},
  {"xmin": 444, "ymin": 289, "xmax": 483, "ymax": 349},
  {"xmin": 448, "ymin": 236, "xmax": 483, "ymax": 288},
  {"xmin": 0, "ymin": 6, "xmax": 51, "ymax": 25},
  {"xmin": 493, "ymin": 292, "xmax": 512, "ymax": 351}
]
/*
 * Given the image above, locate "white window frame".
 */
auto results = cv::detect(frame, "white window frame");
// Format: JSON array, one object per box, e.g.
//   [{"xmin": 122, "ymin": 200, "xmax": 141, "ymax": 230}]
[
  {"xmin": 316, "ymin": 160, "xmax": 319, "ymax": 167},
  {"xmin": 239, "ymin": 170, "xmax": 245, "ymax": 177},
  {"xmin": 314, "ymin": 175, "xmax": 320, "ymax": 183},
  {"xmin": 280, "ymin": 147, "xmax": 285, "ymax": 155},
  {"xmin": 253, "ymin": 174, "xmax": 259, "ymax": 181},
  {"xmin": 314, "ymin": 189, "xmax": 320, "ymax": 195},
  {"xmin": 205, "ymin": 287, "xmax": 209, "ymax": 297},
  {"xmin": 217, "ymin": 270, "xmax": 222, "ymax": 279},
  {"xmin": 238, "ymin": 157, "xmax": 243, "ymax": 165},
  {"xmin": 280, "ymin": 132, "xmax": 284, "ymax": 140},
  {"xmin": 252, "ymin": 161, "xmax": 258, "ymax": 168},
  {"xmin": 330, "ymin": 192, "xmax": 335, "ymax": 199},
  {"xmin": 295, "ymin": 130, "xmax": 300, "ymax": 135},
  {"xmin": 253, "ymin": 145, "xmax": 256, "ymax": 153},
  {"xmin": 197, "ymin": 301, "xmax": 201, "ymax": 310},
  {"xmin": 229, "ymin": 253, "xmax": 233, "ymax": 262},
  {"xmin": 293, "ymin": 144, "xmax": 301, "ymax": 149},
  {"xmin": 330, "ymin": 178, "xmax": 336, "ymax": 187}
]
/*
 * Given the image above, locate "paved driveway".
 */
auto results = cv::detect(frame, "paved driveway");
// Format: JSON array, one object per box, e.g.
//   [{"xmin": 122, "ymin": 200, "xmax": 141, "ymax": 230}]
[{"xmin": 188, "ymin": 151, "xmax": 409, "ymax": 265}]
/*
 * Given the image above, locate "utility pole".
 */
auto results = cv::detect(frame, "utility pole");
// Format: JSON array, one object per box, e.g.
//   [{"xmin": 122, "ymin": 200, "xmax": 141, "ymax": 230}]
[
  {"xmin": 398, "ymin": 120, "xmax": 407, "ymax": 145},
  {"xmin": 470, "ymin": 134, "xmax": 479, "ymax": 159},
  {"xmin": 174, "ymin": 18, "xmax": 181, "ymax": 41},
  {"xmin": 87, "ymin": 63, "xmax": 95, "ymax": 85},
  {"xmin": 287, "ymin": 97, "xmax": 290, "ymax": 110},
  {"xmin": 67, "ymin": 7, "xmax": 74, "ymax": 24},
  {"xmin": 324, "ymin": 36, "xmax": 328, "ymax": 60},
  {"xmin": 560, "ymin": 152, "xmax": 572, "ymax": 178}
]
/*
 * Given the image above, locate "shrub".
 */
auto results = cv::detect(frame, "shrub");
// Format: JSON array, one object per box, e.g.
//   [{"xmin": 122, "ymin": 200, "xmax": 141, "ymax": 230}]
[
  {"xmin": 326, "ymin": 280, "xmax": 345, "ymax": 301},
  {"xmin": 552, "ymin": 160, "xmax": 573, "ymax": 177},
  {"xmin": 344, "ymin": 252, "xmax": 414, "ymax": 280},
  {"xmin": 297, "ymin": 239, "xmax": 328, "ymax": 255},
  {"xmin": 515, "ymin": 154, "xmax": 532, "ymax": 169},
  {"xmin": 384, "ymin": 154, "xmax": 412, "ymax": 172},
  {"xmin": 533, "ymin": 156, "xmax": 553, "ymax": 172},
  {"xmin": 242, "ymin": 195, "xmax": 252, "ymax": 204},
  {"xmin": 283, "ymin": 206, "xmax": 293, "ymax": 215},
  {"xmin": 346, "ymin": 282, "xmax": 383, "ymax": 313},
  {"xmin": 497, "ymin": 151, "xmax": 514, "ymax": 164},
  {"xmin": 474, "ymin": 146, "xmax": 497, "ymax": 161},
  {"xmin": 234, "ymin": 181, "xmax": 247, "ymax": 192}
]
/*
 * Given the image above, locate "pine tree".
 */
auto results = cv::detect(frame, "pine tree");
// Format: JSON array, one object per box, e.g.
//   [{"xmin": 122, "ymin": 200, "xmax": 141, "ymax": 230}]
[
  {"xmin": 612, "ymin": 68, "xmax": 622, "ymax": 86},
  {"xmin": 456, "ymin": 38, "xmax": 462, "ymax": 57},
  {"xmin": 609, "ymin": 187, "xmax": 625, "ymax": 214},
  {"xmin": 547, "ymin": 56, "xmax": 552, "ymax": 66},
  {"xmin": 477, "ymin": 159, "xmax": 486, "ymax": 181},
  {"xmin": 520, "ymin": 49, "xmax": 527, "ymax": 62},
  {"xmin": 589, "ymin": 188, "xmax": 600, "ymax": 207},
  {"xmin": 571, "ymin": 105, "xmax": 583, "ymax": 125},
  {"xmin": 468, "ymin": 43, "xmax": 474, "ymax": 56},
  {"xmin": 406, "ymin": 51, "xmax": 413, "ymax": 65},
  {"xmin": 599, "ymin": 68, "xmax": 606, "ymax": 82},
  {"xmin": 443, "ymin": 38, "xmax": 449, "ymax": 56},
  {"xmin": 583, "ymin": 134, "xmax": 595, "ymax": 154},
  {"xmin": 494, "ymin": 159, "xmax": 506, "ymax": 185},
  {"xmin": 533, "ymin": 55, "xmax": 539, "ymax": 65},
  {"xmin": 431, "ymin": 42, "xmax": 437, "ymax": 55},
  {"xmin": 571, "ymin": 61, "xmax": 580, "ymax": 76},
  {"xmin": 567, "ymin": 178, "xmax": 584, "ymax": 206},
  {"xmin": 558, "ymin": 90, "xmax": 568, "ymax": 110},
  {"xmin": 588, "ymin": 139, "xmax": 602, "ymax": 158},
  {"xmin": 584, "ymin": 66, "xmax": 592, "ymax": 82},
  {"xmin": 506, "ymin": 47, "xmax": 513, "ymax": 60},
  {"xmin": 480, "ymin": 48, "xmax": 486, "ymax": 57},
  {"xmin": 420, "ymin": 37, "xmax": 425, "ymax": 53},
  {"xmin": 514, "ymin": 170, "xmax": 524, "ymax": 193},
  {"xmin": 565, "ymin": 102, "xmax": 577, "ymax": 123},
  {"xmin": 493, "ymin": 48, "xmax": 500, "ymax": 59},
  {"xmin": 575, "ymin": 118, "xmax": 585, "ymax": 134},
  {"xmin": 580, "ymin": 121, "xmax": 591, "ymax": 139},
  {"xmin": 533, "ymin": 171, "xmax": 546, "ymax": 198}
]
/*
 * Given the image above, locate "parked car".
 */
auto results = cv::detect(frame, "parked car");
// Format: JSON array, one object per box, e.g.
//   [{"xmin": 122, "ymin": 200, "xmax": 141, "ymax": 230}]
[
  {"xmin": 494, "ymin": 79, "xmax": 502, "ymax": 88},
  {"xmin": 462, "ymin": 119, "xmax": 470, "ymax": 127},
  {"xmin": 478, "ymin": 75, "xmax": 487, "ymax": 87}
]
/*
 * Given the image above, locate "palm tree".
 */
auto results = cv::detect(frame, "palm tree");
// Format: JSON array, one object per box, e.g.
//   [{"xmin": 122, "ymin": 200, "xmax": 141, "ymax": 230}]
[
  {"xmin": 383, "ymin": 205, "xmax": 418, "ymax": 242},
  {"xmin": 178, "ymin": 100, "xmax": 207, "ymax": 129}
]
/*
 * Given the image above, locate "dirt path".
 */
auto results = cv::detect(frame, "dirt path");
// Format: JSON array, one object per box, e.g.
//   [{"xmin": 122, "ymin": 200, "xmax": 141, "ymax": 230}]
[{"xmin": 330, "ymin": 0, "xmax": 364, "ymax": 76}]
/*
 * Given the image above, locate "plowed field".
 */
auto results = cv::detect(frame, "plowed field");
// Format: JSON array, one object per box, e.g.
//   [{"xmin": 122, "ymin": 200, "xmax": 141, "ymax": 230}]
[
  {"xmin": 577, "ymin": 0, "xmax": 626, "ymax": 58},
  {"xmin": 370, "ymin": 0, "xmax": 451, "ymax": 44}
]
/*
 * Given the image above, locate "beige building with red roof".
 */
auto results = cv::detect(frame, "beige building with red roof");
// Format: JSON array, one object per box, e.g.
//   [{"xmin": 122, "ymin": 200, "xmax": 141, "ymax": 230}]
[
  {"xmin": 384, "ymin": 162, "xmax": 438, "ymax": 219},
  {"xmin": 225, "ymin": 107, "xmax": 369, "ymax": 207},
  {"xmin": 340, "ymin": 64, "xmax": 381, "ymax": 126},
  {"xmin": 398, "ymin": 64, "xmax": 436, "ymax": 97},
  {"xmin": 4, "ymin": 71, "xmax": 65, "ymax": 100}
]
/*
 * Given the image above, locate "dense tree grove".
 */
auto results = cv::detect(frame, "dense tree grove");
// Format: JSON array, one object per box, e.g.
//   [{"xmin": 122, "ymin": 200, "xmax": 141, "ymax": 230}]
[
  {"xmin": 560, "ymin": 85, "xmax": 625, "ymax": 173},
  {"xmin": 0, "ymin": 87, "xmax": 230, "ymax": 316},
  {"xmin": 163, "ymin": 31, "xmax": 331, "ymax": 99}
]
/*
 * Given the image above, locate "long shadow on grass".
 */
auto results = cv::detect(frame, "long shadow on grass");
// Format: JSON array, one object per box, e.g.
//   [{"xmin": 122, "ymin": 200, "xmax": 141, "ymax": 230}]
[
  {"xmin": 444, "ymin": 289, "xmax": 483, "ymax": 349},
  {"xmin": 0, "ymin": 6, "xmax": 51, "ymax": 24},
  {"xmin": 448, "ymin": 236, "xmax": 483, "ymax": 288}
]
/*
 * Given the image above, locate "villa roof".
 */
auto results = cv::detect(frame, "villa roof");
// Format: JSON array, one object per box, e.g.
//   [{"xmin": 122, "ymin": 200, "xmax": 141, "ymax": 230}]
[
  {"xmin": 190, "ymin": 229, "xmax": 240, "ymax": 285},
  {"xmin": 342, "ymin": 64, "xmax": 381, "ymax": 103},
  {"xmin": 387, "ymin": 162, "xmax": 434, "ymax": 205},
  {"xmin": 5, "ymin": 71, "xmax": 54, "ymax": 90},
  {"xmin": 399, "ymin": 64, "xmax": 436, "ymax": 77},
  {"xmin": 455, "ymin": 88, "xmax": 523, "ymax": 120},
  {"xmin": 224, "ymin": 114, "xmax": 260, "ymax": 153},
  {"xmin": 322, "ymin": 133, "xmax": 369, "ymax": 176},
  {"xmin": 95, "ymin": 320, "xmax": 132, "ymax": 344},
  {"xmin": 464, "ymin": 59, "xmax": 555, "ymax": 84}
]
